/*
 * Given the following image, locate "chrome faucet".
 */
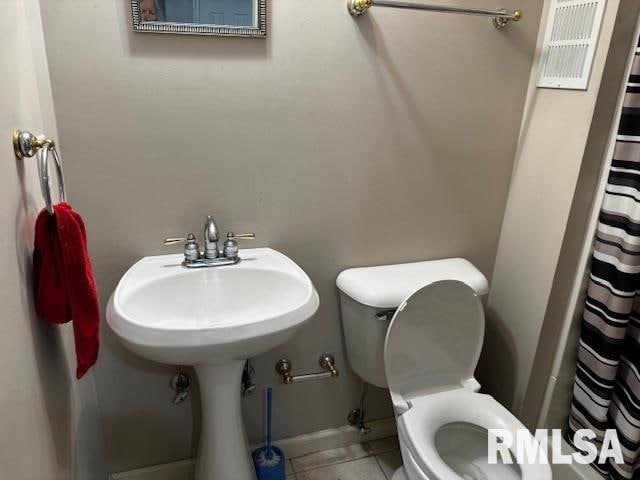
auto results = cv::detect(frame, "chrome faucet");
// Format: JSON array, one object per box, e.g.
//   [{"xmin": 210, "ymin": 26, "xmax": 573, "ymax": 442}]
[
  {"xmin": 203, "ymin": 215, "xmax": 220, "ymax": 259},
  {"xmin": 164, "ymin": 215, "xmax": 255, "ymax": 268}
]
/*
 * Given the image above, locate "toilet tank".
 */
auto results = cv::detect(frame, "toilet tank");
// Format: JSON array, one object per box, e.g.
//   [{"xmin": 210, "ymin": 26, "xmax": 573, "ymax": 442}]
[{"xmin": 336, "ymin": 258, "xmax": 489, "ymax": 388}]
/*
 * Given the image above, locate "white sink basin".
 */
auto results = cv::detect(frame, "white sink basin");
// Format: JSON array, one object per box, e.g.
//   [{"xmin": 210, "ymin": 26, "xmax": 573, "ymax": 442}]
[
  {"xmin": 107, "ymin": 248, "xmax": 319, "ymax": 365},
  {"xmin": 106, "ymin": 247, "xmax": 319, "ymax": 480}
]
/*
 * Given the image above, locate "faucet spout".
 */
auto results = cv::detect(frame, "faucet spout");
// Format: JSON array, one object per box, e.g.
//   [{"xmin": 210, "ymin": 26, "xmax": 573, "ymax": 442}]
[{"xmin": 203, "ymin": 215, "xmax": 220, "ymax": 259}]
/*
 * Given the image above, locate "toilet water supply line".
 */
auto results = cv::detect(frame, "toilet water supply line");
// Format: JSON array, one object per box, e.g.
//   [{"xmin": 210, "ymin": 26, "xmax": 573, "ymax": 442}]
[{"xmin": 348, "ymin": 383, "xmax": 372, "ymax": 435}]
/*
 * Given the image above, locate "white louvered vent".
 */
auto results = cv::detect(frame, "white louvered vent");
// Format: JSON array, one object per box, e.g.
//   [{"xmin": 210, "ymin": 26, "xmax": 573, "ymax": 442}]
[{"xmin": 537, "ymin": 0, "xmax": 606, "ymax": 90}]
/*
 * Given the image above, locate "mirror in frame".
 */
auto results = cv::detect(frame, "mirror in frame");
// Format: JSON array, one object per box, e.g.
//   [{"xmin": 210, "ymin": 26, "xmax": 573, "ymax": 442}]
[{"xmin": 131, "ymin": 0, "xmax": 266, "ymax": 37}]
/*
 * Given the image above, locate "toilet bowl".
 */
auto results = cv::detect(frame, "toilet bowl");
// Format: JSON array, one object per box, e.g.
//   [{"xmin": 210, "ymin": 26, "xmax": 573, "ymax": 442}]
[
  {"xmin": 337, "ymin": 261, "xmax": 551, "ymax": 480},
  {"xmin": 393, "ymin": 390, "xmax": 548, "ymax": 480}
]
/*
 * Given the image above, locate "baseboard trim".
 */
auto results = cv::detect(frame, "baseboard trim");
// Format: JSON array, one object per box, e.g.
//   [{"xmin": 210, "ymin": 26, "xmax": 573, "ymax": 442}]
[
  {"xmin": 109, "ymin": 459, "xmax": 195, "ymax": 480},
  {"xmin": 274, "ymin": 417, "xmax": 397, "ymax": 459},
  {"xmin": 109, "ymin": 417, "xmax": 397, "ymax": 480}
]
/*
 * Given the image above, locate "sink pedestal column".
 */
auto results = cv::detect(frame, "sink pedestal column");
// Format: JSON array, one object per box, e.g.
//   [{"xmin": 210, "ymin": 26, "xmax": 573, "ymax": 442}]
[{"xmin": 194, "ymin": 360, "xmax": 257, "ymax": 480}]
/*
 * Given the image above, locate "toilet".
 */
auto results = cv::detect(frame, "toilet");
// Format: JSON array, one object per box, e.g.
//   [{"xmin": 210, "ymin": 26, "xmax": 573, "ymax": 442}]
[{"xmin": 336, "ymin": 259, "xmax": 551, "ymax": 480}]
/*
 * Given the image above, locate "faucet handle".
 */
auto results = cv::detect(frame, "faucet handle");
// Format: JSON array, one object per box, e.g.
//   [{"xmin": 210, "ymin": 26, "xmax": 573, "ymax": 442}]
[
  {"xmin": 164, "ymin": 237, "xmax": 189, "ymax": 246},
  {"xmin": 164, "ymin": 233, "xmax": 200, "ymax": 262},
  {"xmin": 164, "ymin": 233, "xmax": 199, "ymax": 245},
  {"xmin": 222, "ymin": 232, "xmax": 256, "ymax": 259},
  {"xmin": 228, "ymin": 233, "xmax": 256, "ymax": 240}
]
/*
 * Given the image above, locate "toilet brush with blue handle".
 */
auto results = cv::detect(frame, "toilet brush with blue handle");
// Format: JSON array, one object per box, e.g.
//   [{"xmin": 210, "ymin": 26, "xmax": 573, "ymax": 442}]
[{"xmin": 252, "ymin": 387, "xmax": 285, "ymax": 480}]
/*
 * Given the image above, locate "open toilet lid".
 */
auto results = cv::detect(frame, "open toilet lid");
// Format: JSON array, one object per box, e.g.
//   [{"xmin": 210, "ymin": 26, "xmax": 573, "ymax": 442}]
[{"xmin": 384, "ymin": 280, "xmax": 485, "ymax": 399}]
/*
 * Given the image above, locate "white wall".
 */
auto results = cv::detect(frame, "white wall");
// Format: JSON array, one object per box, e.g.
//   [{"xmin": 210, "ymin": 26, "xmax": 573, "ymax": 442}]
[
  {"xmin": 483, "ymin": 0, "xmax": 640, "ymax": 423},
  {"xmin": 40, "ymin": 0, "xmax": 542, "ymax": 473},
  {"xmin": 535, "ymin": 8, "xmax": 640, "ymax": 432},
  {"xmin": 0, "ymin": 0, "xmax": 106, "ymax": 478}
]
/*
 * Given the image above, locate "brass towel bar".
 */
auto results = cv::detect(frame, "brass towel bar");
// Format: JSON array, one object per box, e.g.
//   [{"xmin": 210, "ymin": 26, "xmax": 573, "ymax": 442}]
[
  {"xmin": 347, "ymin": 0, "xmax": 522, "ymax": 30},
  {"xmin": 275, "ymin": 354, "xmax": 339, "ymax": 385}
]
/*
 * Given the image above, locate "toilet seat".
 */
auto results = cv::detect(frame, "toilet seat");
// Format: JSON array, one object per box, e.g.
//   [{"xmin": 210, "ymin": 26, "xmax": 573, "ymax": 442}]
[
  {"xmin": 397, "ymin": 389, "xmax": 549, "ymax": 480},
  {"xmin": 384, "ymin": 280, "xmax": 485, "ymax": 406},
  {"xmin": 384, "ymin": 281, "xmax": 551, "ymax": 480}
]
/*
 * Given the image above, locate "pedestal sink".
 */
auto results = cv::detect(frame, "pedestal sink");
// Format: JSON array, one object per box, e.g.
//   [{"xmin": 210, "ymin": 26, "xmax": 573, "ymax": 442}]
[{"xmin": 106, "ymin": 248, "xmax": 319, "ymax": 480}]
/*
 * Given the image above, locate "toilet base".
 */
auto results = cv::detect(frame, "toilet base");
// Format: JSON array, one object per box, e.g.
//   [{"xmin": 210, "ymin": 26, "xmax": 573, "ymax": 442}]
[{"xmin": 392, "ymin": 467, "xmax": 409, "ymax": 480}]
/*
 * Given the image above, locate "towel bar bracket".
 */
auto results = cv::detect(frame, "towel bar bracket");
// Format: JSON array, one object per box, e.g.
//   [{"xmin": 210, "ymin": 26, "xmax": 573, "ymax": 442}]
[
  {"xmin": 13, "ymin": 129, "xmax": 55, "ymax": 160},
  {"xmin": 12, "ymin": 129, "xmax": 66, "ymax": 215}
]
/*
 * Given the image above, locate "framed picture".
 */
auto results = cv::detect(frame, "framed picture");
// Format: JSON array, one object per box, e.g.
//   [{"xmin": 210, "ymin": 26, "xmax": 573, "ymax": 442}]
[{"xmin": 131, "ymin": 0, "xmax": 267, "ymax": 38}]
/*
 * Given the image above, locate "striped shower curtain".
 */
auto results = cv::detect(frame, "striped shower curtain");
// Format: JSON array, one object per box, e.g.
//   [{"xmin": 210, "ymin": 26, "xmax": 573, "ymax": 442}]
[{"xmin": 567, "ymin": 38, "xmax": 640, "ymax": 479}]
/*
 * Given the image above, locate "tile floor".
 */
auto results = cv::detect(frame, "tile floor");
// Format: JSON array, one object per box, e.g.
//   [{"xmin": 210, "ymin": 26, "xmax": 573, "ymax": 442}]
[{"xmin": 285, "ymin": 436, "xmax": 403, "ymax": 480}]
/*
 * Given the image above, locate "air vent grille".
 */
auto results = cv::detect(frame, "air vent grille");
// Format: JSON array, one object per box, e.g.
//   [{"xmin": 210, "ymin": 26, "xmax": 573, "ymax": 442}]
[{"xmin": 537, "ymin": 0, "xmax": 606, "ymax": 90}]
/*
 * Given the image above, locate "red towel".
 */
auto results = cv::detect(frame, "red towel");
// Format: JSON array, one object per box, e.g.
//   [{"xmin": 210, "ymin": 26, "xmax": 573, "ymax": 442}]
[{"xmin": 33, "ymin": 202, "xmax": 100, "ymax": 379}]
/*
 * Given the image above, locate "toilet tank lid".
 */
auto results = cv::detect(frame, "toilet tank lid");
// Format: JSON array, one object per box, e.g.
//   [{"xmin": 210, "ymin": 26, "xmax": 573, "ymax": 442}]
[{"xmin": 336, "ymin": 258, "xmax": 489, "ymax": 309}]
